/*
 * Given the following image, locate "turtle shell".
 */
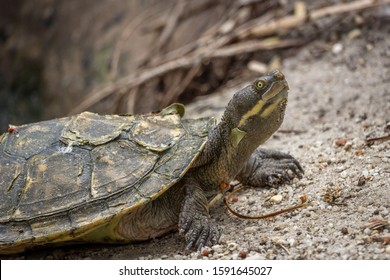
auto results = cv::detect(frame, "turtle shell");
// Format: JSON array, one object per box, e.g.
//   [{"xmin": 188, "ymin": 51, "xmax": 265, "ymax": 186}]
[{"xmin": 0, "ymin": 105, "xmax": 214, "ymax": 254}]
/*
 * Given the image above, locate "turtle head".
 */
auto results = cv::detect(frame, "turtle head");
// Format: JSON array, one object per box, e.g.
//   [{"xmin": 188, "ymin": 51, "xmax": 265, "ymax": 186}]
[{"xmin": 222, "ymin": 70, "xmax": 289, "ymax": 148}]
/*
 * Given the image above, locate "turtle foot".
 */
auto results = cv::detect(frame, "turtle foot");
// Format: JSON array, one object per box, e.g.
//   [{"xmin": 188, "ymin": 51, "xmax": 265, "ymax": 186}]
[
  {"xmin": 178, "ymin": 182, "xmax": 221, "ymax": 250},
  {"xmin": 179, "ymin": 213, "xmax": 221, "ymax": 251},
  {"xmin": 237, "ymin": 148, "xmax": 304, "ymax": 188}
]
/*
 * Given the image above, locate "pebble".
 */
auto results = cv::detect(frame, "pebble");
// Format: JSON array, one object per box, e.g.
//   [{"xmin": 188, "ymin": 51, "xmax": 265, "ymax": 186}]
[
  {"xmin": 336, "ymin": 166, "xmax": 345, "ymax": 172},
  {"xmin": 348, "ymin": 29, "xmax": 362, "ymax": 40},
  {"xmin": 321, "ymin": 237, "xmax": 330, "ymax": 243},
  {"xmin": 259, "ymin": 236, "xmax": 268, "ymax": 245},
  {"xmin": 212, "ymin": 244, "xmax": 224, "ymax": 253},
  {"xmin": 340, "ymin": 171, "xmax": 348, "ymax": 179},
  {"xmin": 341, "ymin": 227, "xmax": 349, "ymax": 235},
  {"xmin": 270, "ymin": 194, "xmax": 283, "ymax": 203},
  {"xmin": 238, "ymin": 250, "xmax": 247, "ymax": 259},
  {"xmin": 363, "ymin": 228, "xmax": 372, "ymax": 235},
  {"xmin": 247, "ymin": 198, "xmax": 256, "ymax": 205},
  {"xmin": 244, "ymin": 226, "xmax": 258, "ymax": 234},
  {"xmin": 288, "ymin": 238, "xmax": 297, "ymax": 247},
  {"xmin": 332, "ymin": 43, "xmax": 343, "ymax": 54},
  {"xmin": 385, "ymin": 246, "xmax": 390, "ymax": 254},
  {"xmin": 335, "ymin": 138, "xmax": 347, "ymax": 147},
  {"xmin": 201, "ymin": 248, "xmax": 211, "ymax": 257},
  {"xmin": 227, "ymin": 242, "xmax": 238, "ymax": 251}
]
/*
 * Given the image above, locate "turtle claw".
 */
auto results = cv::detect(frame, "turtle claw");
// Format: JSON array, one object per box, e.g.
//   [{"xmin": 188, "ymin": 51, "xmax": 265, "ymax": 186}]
[
  {"xmin": 179, "ymin": 183, "xmax": 221, "ymax": 251},
  {"xmin": 180, "ymin": 216, "xmax": 221, "ymax": 251},
  {"xmin": 237, "ymin": 149, "xmax": 304, "ymax": 188},
  {"xmin": 267, "ymin": 175, "xmax": 277, "ymax": 184}
]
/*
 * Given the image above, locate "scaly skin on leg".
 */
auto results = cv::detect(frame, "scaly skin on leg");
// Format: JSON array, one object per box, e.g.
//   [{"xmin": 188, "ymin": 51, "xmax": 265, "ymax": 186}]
[
  {"xmin": 178, "ymin": 178, "xmax": 221, "ymax": 250},
  {"xmin": 236, "ymin": 148, "xmax": 304, "ymax": 187}
]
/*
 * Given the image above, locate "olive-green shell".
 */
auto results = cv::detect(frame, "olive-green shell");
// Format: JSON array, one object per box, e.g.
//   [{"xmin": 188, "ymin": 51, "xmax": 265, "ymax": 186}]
[{"xmin": 0, "ymin": 106, "xmax": 214, "ymax": 253}]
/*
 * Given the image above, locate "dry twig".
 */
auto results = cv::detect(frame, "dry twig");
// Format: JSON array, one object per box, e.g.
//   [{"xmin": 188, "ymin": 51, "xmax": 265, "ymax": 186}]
[{"xmin": 70, "ymin": 0, "xmax": 390, "ymax": 115}]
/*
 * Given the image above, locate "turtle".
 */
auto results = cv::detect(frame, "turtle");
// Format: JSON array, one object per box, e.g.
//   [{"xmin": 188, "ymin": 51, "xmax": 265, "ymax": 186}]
[{"xmin": 0, "ymin": 70, "xmax": 303, "ymax": 254}]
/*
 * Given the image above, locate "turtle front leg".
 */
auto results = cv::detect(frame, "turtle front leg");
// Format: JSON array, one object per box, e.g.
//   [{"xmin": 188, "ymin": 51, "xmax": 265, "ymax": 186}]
[
  {"xmin": 236, "ymin": 148, "xmax": 304, "ymax": 187},
  {"xmin": 178, "ymin": 179, "xmax": 221, "ymax": 250}
]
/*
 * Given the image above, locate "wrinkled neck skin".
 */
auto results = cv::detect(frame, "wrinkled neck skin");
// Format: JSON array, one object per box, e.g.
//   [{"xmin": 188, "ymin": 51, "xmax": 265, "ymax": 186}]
[{"xmin": 191, "ymin": 101, "xmax": 285, "ymax": 199}]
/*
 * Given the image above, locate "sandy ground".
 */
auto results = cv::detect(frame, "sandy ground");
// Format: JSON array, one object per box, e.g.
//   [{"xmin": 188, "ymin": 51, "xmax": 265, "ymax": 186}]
[{"xmin": 3, "ymin": 25, "xmax": 389, "ymax": 260}]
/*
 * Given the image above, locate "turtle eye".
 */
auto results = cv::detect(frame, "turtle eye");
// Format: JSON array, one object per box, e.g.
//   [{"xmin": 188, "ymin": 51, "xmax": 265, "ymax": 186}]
[{"xmin": 254, "ymin": 80, "xmax": 267, "ymax": 91}]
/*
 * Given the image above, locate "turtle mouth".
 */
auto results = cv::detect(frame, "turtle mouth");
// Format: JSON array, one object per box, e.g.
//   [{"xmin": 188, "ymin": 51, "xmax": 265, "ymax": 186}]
[{"xmin": 262, "ymin": 80, "xmax": 289, "ymax": 102}]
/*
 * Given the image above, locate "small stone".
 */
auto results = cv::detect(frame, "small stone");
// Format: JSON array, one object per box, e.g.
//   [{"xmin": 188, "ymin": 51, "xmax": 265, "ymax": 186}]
[
  {"xmin": 259, "ymin": 236, "xmax": 268, "ymax": 245},
  {"xmin": 335, "ymin": 138, "xmax": 347, "ymax": 147},
  {"xmin": 288, "ymin": 238, "xmax": 297, "ymax": 247},
  {"xmin": 212, "ymin": 244, "xmax": 224, "ymax": 253},
  {"xmin": 332, "ymin": 43, "xmax": 343, "ymax": 54},
  {"xmin": 363, "ymin": 228, "xmax": 372, "ymax": 235},
  {"xmin": 344, "ymin": 142, "xmax": 353, "ymax": 151},
  {"xmin": 244, "ymin": 226, "xmax": 257, "ymax": 234},
  {"xmin": 238, "ymin": 250, "xmax": 247, "ymax": 259},
  {"xmin": 201, "ymin": 248, "xmax": 210, "ymax": 257},
  {"xmin": 385, "ymin": 246, "xmax": 390, "ymax": 254},
  {"xmin": 341, "ymin": 227, "xmax": 349, "ymax": 235},
  {"xmin": 270, "ymin": 194, "xmax": 283, "ymax": 204},
  {"xmin": 227, "ymin": 242, "xmax": 238, "ymax": 251},
  {"xmin": 247, "ymin": 198, "xmax": 256, "ymax": 205},
  {"xmin": 355, "ymin": 149, "xmax": 364, "ymax": 156},
  {"xmin": 273, "ymin": 225, "xmax": 282, "ymax": 231},
  {"xmin": 340, "ymin": 171, "xmax": 348, "ymax": 179},
  {"xmin": 347, "ymin": 29, "xmax": 361, "ymax": 40},
  {"xmin": 357, "ymin": 176, "xmax": 366, "ymax": 186}
]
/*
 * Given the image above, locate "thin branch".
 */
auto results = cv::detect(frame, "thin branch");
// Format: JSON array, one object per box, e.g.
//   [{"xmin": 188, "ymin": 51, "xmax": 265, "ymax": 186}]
[
  {"xmin": 69, "ymin": 0, "xmax": 390, "ymax": 115},
  {"xmin": 212, "ymin": 38, "xmax": 306, "ymax": 58},
  {"xmin": 155, "ymin": 1, "xmax": 185, "ymax": 53},
  {"xmin": 240, "ymin": 0, "xmax": 390, "ymax": 39}
]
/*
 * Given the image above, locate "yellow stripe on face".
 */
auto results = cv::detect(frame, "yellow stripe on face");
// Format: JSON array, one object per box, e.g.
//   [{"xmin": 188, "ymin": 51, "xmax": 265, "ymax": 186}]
[
  {"xmin": 238, "ymin": 90, "xmax": 287, "ymax": 127},
  {"xmin": 238, "ymin": 99, "xmax": 265, "ymax": 127},
  {"xmin": 259, "ymin": 98, "xmax": 283, "ymax": 118}
]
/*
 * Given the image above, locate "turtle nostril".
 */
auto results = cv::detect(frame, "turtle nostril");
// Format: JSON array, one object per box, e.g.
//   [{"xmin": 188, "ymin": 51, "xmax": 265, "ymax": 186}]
[{"xmin": 272, "ymin": 70, "xmax": 284, "ymax": 80}]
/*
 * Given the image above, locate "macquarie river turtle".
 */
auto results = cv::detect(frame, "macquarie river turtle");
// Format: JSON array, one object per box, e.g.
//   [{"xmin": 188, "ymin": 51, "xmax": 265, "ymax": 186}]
[{"xmin": 0, "ymin": 70, "xmax": 303, "ymax": 254}]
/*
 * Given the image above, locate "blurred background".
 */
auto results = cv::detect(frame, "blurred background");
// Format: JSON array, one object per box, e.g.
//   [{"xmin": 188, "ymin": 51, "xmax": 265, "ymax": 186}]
[{"xmin": 0, "ymin": 0, "xmax": 388, "ymax": 131}]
